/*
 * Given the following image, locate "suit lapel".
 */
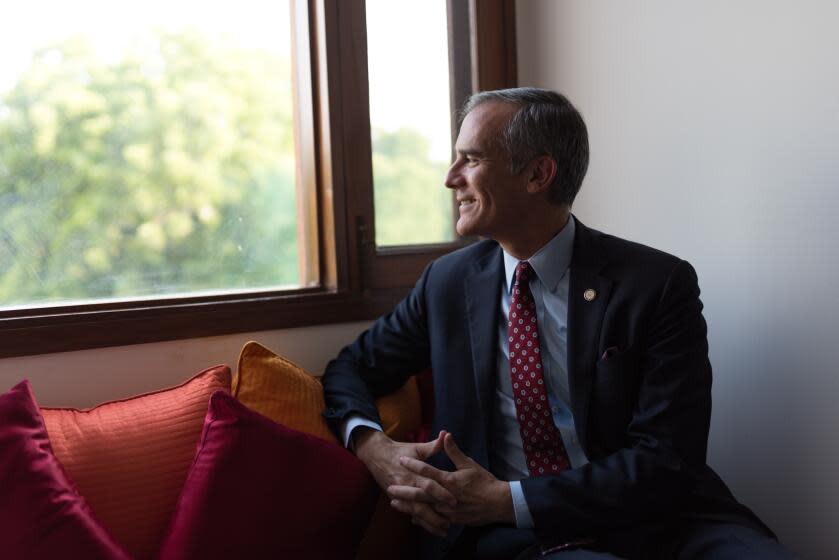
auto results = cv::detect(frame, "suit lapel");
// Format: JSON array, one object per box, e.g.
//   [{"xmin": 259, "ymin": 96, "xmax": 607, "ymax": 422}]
[
  {"xmin": 464, "ymin": 246, "xmax": 504, "ymax": 457},
  {"xmin": 567, "ymin": 218, "xmax": 613, "ymax": 454}
]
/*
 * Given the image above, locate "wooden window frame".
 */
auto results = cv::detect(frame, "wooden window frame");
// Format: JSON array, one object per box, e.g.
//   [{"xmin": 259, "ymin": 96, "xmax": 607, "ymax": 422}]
[{"xmin": 0, "ymin": 0, "xmax": 516, "ymax": 359}]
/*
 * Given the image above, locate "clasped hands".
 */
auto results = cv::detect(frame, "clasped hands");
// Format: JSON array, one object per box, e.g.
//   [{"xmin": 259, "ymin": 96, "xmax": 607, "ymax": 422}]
[{"xmin": 354, "ymin": 428, "xmax": 514, "ymax": 537}]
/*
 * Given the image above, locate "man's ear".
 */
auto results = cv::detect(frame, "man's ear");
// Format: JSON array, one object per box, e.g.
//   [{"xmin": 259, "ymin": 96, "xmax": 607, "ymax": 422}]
[{"xmin": 525, "ymin": 155, "xmax": 558, "ymax": 195}]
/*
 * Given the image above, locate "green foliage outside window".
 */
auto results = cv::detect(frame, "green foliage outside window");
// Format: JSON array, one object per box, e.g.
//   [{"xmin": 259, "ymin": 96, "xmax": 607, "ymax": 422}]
[
  {"xmin": 372, "ymin": 128, "xmax": 454, "ymax": 246},
  {"xmin": 0, "ymin": 32, "xmax": 454, "ymax": 308}
]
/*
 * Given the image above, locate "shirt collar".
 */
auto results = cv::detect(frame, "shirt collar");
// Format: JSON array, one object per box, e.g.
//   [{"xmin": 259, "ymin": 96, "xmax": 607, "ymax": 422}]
[{"xmin": 503, "ymin": 214, "xmax": 576, "ymax": 294}]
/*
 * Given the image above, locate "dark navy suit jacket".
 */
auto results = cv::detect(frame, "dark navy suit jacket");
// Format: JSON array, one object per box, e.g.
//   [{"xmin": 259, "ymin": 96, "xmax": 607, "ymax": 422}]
[{"xmin": 322, "ymin": 218, "xmax": 769, "ymax": 558}]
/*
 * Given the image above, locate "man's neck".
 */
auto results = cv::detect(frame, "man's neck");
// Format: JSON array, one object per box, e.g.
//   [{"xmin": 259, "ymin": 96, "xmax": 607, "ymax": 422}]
[{"xmin": 499, "ymin": 209, "xmax": 571, "ymax": 260}]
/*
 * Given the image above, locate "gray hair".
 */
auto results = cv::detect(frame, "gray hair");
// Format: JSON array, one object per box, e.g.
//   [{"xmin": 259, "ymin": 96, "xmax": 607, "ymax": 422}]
[{"xmin": 461, "ymin": 87, "xmax": 589, "ymax": 206}]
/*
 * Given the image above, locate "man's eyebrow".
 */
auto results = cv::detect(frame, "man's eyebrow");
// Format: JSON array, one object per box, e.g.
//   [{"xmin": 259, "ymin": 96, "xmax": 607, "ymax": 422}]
[{"xmin": 457, "ymin": 148, "xmax": 484, "ymax": 157}]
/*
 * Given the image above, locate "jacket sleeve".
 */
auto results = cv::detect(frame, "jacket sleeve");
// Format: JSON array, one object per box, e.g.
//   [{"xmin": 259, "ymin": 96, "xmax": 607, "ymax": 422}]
[
  {"xmin": 522, "ymin": 260, "xmax": 714, "ymax": 546},
  {"xmin": 321, "ymin": 262, "xmax": 434, "ymax": 438}
]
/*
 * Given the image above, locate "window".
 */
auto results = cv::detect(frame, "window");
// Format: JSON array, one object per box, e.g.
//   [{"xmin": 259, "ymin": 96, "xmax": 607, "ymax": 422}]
[
  {"xmin": 0, "ymin": 0, "xmax": 517, "ymax": 357},
  {"xmin": 1, "ymin": 0, "xmax": 311, "ymax": 309},
  {"xmin": 366, "ymin": 0, "xmax": 455, "ymax": 247}
]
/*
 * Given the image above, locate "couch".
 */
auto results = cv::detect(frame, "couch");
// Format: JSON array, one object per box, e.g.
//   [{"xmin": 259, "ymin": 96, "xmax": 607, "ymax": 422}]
[{"xmin": 0, "ymin": 341, "xmax": 430, "ymax": 559}]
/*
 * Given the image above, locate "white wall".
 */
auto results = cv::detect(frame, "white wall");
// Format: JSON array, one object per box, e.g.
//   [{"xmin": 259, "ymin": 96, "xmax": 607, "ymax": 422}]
[
  {"xmin": 517, "ymin": 1, "xmax": 839, "ymax": 558},
  {"xmin": 0, "ymin": 322, "xmax": 369, "ymax": 408}
]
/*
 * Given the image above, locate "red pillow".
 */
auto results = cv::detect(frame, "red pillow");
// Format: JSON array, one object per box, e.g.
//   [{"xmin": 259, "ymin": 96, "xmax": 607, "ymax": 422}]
[
  {"xmin": 0, "ymin": 381, "xmax": 129, "ymax": 560},
  {"xmin": 159, "ymin": 391, "xmax": 378, "ymax": 560}
]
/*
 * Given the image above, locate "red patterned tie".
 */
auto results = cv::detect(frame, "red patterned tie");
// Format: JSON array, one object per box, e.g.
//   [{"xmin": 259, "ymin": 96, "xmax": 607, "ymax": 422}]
[{"xmin": 508, "ymin": 261, "xmax": 571, "ymax": 476}]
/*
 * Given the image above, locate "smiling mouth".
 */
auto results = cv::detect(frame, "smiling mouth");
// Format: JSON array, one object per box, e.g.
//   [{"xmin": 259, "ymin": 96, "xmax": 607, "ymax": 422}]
[{"xmin": 458, "ymin": 199, "xmax": 476, "ymax": 209}]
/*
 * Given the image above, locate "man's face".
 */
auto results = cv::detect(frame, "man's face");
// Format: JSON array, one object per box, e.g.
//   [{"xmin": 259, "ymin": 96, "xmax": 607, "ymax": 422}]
[{"xmin": 445, "ymin": 101, "xmax": 530, "ymax": 241}]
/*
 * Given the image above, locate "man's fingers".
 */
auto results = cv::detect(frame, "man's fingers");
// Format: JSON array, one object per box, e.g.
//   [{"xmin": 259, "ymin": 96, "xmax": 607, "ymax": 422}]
[
  {"xmin": 443, "ymin": 432, "xmax": 472, "ymax": 469},
  {"xmin": 418, "ymin": 477, "xmax": 458, "ymax": 507},
  {"xmin": 400, "ymin": 456, "xmax": 444, "ymax": 479},
  {"xmin": 414, "ymin": 430, "xmax": 446, "ymax": 460},
  {"xmin": 396, "ymin": 459, "xmax": 458, "ymax": 505},
  {"xmin": 388, "ymin": 481, "xmax": 457, "ymax": 507},
  {"xmin": 387, "ymin": 484, "xmax": 426, "ymax": 502},
  {"xmin": 398, "ymin": 457, "xmax": 457, "ymax": 505},
  {"xmin": 389, "ymin": 499, "xmax": 449, "ymax": 537},
  {"xmin": 433, "ymin": 502, "xmax": 457, "ymax": 516}
]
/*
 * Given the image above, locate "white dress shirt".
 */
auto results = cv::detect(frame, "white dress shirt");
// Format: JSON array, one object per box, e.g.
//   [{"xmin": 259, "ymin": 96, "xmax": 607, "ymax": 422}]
[{"xmin": 496, "ymin": 215, "xmax": 588, "ymax": 528}]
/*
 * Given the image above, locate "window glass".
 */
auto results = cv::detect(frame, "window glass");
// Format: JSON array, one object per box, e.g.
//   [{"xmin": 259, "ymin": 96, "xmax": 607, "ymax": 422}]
[
  {"xmin": 0, "ymin": 0, "xmax": 298, "ymax": 309},
  {"xmin": 366, "ymin": 0, "xmax": 456, "ymax": 247}
]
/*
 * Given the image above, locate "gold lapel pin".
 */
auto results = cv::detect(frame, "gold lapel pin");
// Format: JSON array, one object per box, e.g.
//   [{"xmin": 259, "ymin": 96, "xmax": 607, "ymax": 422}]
[{"xmin": 583, "ymin": 288, "xmax": 597, "ymax": 302}]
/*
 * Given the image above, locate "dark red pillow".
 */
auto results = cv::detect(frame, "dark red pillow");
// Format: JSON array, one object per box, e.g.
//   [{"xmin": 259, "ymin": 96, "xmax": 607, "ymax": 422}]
[
  {"xmin": 0, "ymin": 381, "xmax": 129, "ymax": 560},
  {"xmin": 159, "ymin": 390, "xmax": 378, "ymax": 560}
]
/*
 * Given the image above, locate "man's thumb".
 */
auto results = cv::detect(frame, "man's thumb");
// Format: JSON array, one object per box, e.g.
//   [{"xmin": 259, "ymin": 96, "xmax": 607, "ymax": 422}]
[
  {"xmin": 415, "ymin": 430, "xmax": 446, "ymax": 459},
  {"xmin": 443, "ymin": 433, "xmax": 470, "ymax": 468}
]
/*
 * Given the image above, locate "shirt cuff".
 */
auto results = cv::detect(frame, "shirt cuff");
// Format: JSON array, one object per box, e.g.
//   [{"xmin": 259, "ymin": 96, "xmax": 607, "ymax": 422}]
[
  {"xmin": 510, "ymin": 481, "xmax": 535, "ymax": 529},
  {"xmin": 341, "ymin": 414, "xmax": 384, "ymax": 449}
]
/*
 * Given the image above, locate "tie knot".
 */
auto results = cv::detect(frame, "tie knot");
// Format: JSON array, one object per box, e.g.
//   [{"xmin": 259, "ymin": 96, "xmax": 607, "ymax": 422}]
[{"xmin": 515, "ymin": 261, "xmax": 533, "ymax": 284}]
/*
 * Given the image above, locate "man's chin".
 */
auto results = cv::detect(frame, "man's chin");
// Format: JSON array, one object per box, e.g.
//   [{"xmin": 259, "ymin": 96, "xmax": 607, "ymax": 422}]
[
  {"xmin": 455, "ymin": 216, "xmax": 484, "ymax": 237},
  {"xmin": 455, "ymin": 222, "xmax": 475, "ymax": 238}
]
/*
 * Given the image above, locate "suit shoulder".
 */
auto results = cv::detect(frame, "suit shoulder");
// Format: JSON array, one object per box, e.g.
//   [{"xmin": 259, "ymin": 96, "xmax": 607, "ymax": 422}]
[
  {"xmin": 585, "ymin": 227, "xmax": 698, "ymax": 288},
  {"xmin": 582, "ymin": 226, "xmax": 702, "ymax": 312},
  {"xmin": 428, "ymin": 238, "xmax": 499, "ymax": 275},
  {"xmin": 593, "ymin": 228, "xmax": 684, "ymax": 270}
]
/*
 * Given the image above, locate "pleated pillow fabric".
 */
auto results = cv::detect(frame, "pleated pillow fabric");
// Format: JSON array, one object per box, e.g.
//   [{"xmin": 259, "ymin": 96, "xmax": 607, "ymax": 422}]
[
  {"xmin": 0, "ymin": 380, "xmax": 129, "ymax": 560},
  {"xmin": 233, "ymin": 340, "xmax": 337, "ymax": 442},
  {"xmin": 233, "ymin": 340, "xmax": 423, "ymax": 441},
  {"xmin": 41, "ymin": 365, "xmax": 231, "ymax": 560}
]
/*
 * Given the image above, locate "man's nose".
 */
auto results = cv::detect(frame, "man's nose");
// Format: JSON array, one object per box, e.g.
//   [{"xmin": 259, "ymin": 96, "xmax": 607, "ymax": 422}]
[{"xmin": 444, "ymin": 163, "xmax": 462, "ymax": 190}]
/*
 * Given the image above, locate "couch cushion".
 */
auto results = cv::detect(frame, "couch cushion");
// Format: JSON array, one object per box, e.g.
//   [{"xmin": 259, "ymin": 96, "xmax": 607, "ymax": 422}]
[
  {"xmin": 234, "ymin": 340, "xmax": 423, "ymax": 441},
  {"xmin": 233, "ymin": 340, "xmax": 337, "ymax": 441},
  {"xmin": 0, "ymin": 380, "xmax": 129, "ymax": 559},
  {"xmin": 159, "ymin": 390, "xmax": 378, "ymax": 559},
  {"xmin": 233, "ymin": 340, "xmax": 424, "ymax": 560},
  {"xmin": 41, "ymin": 365, "xmax": 231, "ymax": 560}
]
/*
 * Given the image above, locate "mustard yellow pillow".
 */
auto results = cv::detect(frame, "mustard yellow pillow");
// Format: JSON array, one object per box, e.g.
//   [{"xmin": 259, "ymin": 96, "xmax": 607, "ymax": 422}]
[
  {"xmin": 233, "ymin": 341, "xmax": 422, "ymax": 442},
  {"xmin": 377, "ymin": 378, "xmax": 422, "ymax": 442},
  {"xmin": 233, "ymin": 341, "xmax": 336, "ymax": 442}
]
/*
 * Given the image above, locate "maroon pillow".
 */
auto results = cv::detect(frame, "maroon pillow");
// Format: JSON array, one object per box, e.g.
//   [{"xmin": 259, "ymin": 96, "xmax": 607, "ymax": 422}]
[
  {"xmin": 159, "ymin": 391, "xmax": 378, "ymax": 560},
  {"xmin": 0, "ymin": 381, "xmax": 129, "ymax": 560}
]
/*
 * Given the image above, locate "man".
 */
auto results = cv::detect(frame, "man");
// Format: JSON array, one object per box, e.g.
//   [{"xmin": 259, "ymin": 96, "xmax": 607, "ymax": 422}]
[{"xmin": 322, "ymin": 88, "xmax": 792, "ymax": 559}]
